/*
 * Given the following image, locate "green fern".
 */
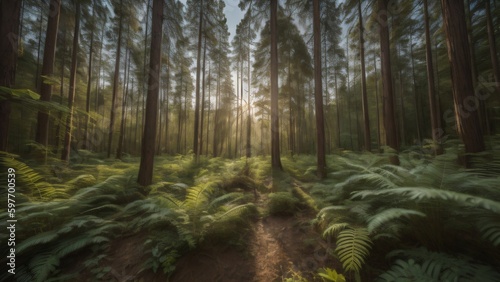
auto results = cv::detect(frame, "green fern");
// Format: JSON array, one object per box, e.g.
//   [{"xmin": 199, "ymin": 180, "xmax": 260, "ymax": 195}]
[
  {"xmin": 352, "ymin": 187, "xmax": 500, "ymax": 213},
  {"xmin": 478, "ymin": 220, "xmax": 500, "ymax": 246},
  {"xmin": 377, "ymin": 259, "xmax": 440, "ymax": 282},
  {"xmin": 335, "ymin": 227, "xmax": 372, "ymax": 273},
  {"xmin": 29, "ymin": 252, "xmax": 60, "ymax": 282},
  {"xmin": 317, "ymin": 268, "xmax": 346, "ymax": 282},
  {"xmin": 384, "ymin": 248, "xmax": 500, "ymax": 281},
  {"xmin": 323, "ymin": 223, "xmax": 349, "ymax": 238},
  {"xmin": 367, "ymin": 208, "xmax": 426, "ymax": 233}
]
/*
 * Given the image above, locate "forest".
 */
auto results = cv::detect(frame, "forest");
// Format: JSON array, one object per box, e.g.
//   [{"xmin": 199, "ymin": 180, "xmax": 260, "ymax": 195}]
[{"xmin": 1, "ymin": 0, "xmax": 500, "ymax": 281}]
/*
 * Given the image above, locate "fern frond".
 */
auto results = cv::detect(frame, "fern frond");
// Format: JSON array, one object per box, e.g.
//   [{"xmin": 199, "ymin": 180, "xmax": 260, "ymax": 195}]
[
  {"xmin": 208, "ymin": 192, "xmax": 246, "ymax": 210},
  {"xmin": 335, "ymin": 173, "xmax": 398, "ymax": 190},
  {"xmin": 367, "ymin": 208, "xmax": 425, "ymax": 233},
  {"xmin": 29, "ymin": 252, "xmax": 59, "ymax": 282},
  {"xmin": 335, "ymin": 227, "xmax": 372, "ymax": 273},
  {"xmin": 17, "ymin": 231, "xmax": 59, "ymax": 253},
  {"xmin": 377, "ymin": 259, "xmax": 440, "ymax": 282},
  {"xmin": 387, "ymin": 248, "xmax": 500, "ymax": 281},
  {"xmin": 213, "ymin": 203, "xmax": 256, "ymax": 223},
  {"xmin": 477, "ymin": 220, "xmax": 500, "ymax": 246},
  {"xmin": 352, "ymin": 187, "xmax": 500, "ymax": 213},
  {"xmin": 317, "ymin": 267, "xmax": 346, "ymax": 282},
  {"xmin": 185, "ymin": 184, "xmax": 214, "ymax": 210},
  {"xmin": 54, "ymin": 235, "xmax": 109, "ymax": 257},
  {"xmin": 323, "ymin": 223, "xmax": 349, "ymax": 238}
]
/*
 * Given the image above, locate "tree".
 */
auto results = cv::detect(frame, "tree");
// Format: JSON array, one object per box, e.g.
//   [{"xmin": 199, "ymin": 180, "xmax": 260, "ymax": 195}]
[
  {"xmin": 189, "ymin": 0, "xmax": 204, "ymax": 159},
  {"xmin": 35, "ymin": 0, "xmax": 61, "ymax": 147},
  {"xmin": 107, "ymin": 0, "xmax": 124, "ymax": 158},
  {"xmin": 357, "ymin": 1, "xmax": 371, "ymax": 152},
  {"xmin": 423, "ymin": 0, "xmax": 441, "ymax": 154},
  {"xmin": 0, "ymin": 0, "xmax": 22, "ymax": 151},
  {"xmin": 313, "ymin": 0, "xmax": 327, "ymax": 178},
  {"xmin": 440, "ymin": 0, "xmax": 485, "ymax": 165},
  {"xmin": 138, "ymin": 0, "xmax": 164, "ymax": 186},
  {"xmin": 61, "ymin": 1, "xmax": 80, "ymax": 162},
  {"xmin": 377, "ymin": 0, "xmax": 399, "ymax": 165},
  {"xmin": 270, "ymin": 0, "xmax": 282, "ymax": 169}
]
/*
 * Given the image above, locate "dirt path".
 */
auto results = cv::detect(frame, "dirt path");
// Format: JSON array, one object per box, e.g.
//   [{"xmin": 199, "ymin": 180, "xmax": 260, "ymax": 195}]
[{"xmin": 170, "ymin": 192, "xmax": 336, "ymax": 282}]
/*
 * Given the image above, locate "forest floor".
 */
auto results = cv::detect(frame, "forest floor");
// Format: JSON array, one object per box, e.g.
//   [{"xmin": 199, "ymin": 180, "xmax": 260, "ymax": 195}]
[
  {"xmin": 70, "ymin": 191, "xmax": 337, "ymax": 282},
  {"xmin": 170, "ymin": 192, "xmax": 337, "ymax": 282}
]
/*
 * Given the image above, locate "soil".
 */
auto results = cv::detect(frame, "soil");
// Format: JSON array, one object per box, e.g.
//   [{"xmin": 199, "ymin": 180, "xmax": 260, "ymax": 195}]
[
  {"xmin": 66, "ymin": 192, "xmax": 340, "ymax": 281},
  {"xmin": 169, "ymin": 214, "xmax": 336, "ymax": 282},
  {"xmin": 169, "ymin": 193, "xmax": 338, "ymax": 282}
]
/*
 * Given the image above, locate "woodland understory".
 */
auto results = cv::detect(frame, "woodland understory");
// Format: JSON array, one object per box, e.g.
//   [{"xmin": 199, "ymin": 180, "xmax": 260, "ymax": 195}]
[{"xmin": 1, "ymin": 137, "xmax": 500, "ymax": 281}]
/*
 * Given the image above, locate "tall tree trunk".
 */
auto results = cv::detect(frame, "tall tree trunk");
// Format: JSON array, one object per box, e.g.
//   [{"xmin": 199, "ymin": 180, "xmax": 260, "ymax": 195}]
[
  {"xmin": 246, "ymin": 25, "xmax": 252, "ymax": 159},
  {"xmin": 335, "ymin": 71, "xmax": 341, "ymax": 148},
  {"xmin": 199, "ymin": 36, "xmax": 207, "ymax": 156},
  {"xmin": 35, "ymin": 8, "xmax": 43, "ymax": 90},
  {"xmin": 358, "ymin": 0, "xmax": 371, "ymax": 152},
  {"xmin": 0, "ymin": 0, "xmax": 22, "ymax": 151},
  {"xmin": 441, "ymin": 0, "xmax": 485, "ymax": 165},
  {"xmin": 54, "ymin": 28, "xmax": 67, "ymax": 153},
  {"xmin": 116, "ymin": 47, "xmax": 130, "ymax": 159},
  {"xmin": 409, "ymin": 30, "xmax": 422, "ymax": 143},
  {"xmin": 138, "ymin": 0, "xmax": 163, "ymax": 186},
  {"xmin": 206, "ymin": 62, "xmax": 211, "ymax": 156},
  {"xmin": 374, "ymin": 55, "xmax": 381, "ymax": 150},
  {"xmin": 61, "ymin": 1, "xmax": 80, "ymax": 162},
  {"xmin": 486, "ymin": 0, "xmax": 500, "ymax": 97},
  {"xmin": 35, "ymin": 0, "xmax": 61, "ymax": 147},
  {"xmin": 423, "ymin": 0, "xmax": 441, "ymax": 154},
  {"xmin": 313, "ymin": 0, "xmax": 326, "ymax": 177},
  {"xmin": 83, "ymin": 1, "xmax": 96, "ymax": 150},
  {"xmin": 235, "ymin": 61, "xmax": 239, "ymax": 157},
  {"xmin": 193, "ymin": 0, "xmax": 203, "ymax": 159},
  {"xmin": 270, "ymin": 0, "xmax": 282, "ymax": 170},
  {"xmin": 378, "ymin": 0, "xmax": 399, "ymax": 165},
  {"xmin": 107, "ymin": 0, "xmax": 123, "ymax": 158}
]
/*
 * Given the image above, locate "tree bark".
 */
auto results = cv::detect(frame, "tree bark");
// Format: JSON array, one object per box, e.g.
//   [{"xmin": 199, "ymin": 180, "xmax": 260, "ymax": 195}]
[
  {"xmin": 441, "ymin": 0, "xmax": 485, "ymax": 165},
  {"xmin": 61, "ymin": 1, "xmax": 80, "ymax": 162},
  {"xmin": 358, "ymin": 0, "xmax": 371, "ymax": 152},
  {"xmin": 270, "ymin": 0, "xmax": 282, "ymax": 170},
  {"xmin": 0, "ymin": 0, "xmax": 22, "ymax": 151},
  {"xmin": 423, "ymin": 0, "xmax": 441, "ymax": 154},
  {"xmin": 313, "ymin": 0, "xmax": 326, "ymax": 178},
  {"xmin": 107, "ymin": 0, "xmax": 123, "ymax": 158},
  {"xmin": 138, "ymin": 0, "xmax": 164, "ymax": 186},
  {"xmin": 378, "ymin": 0, "xmax": 399, "ymax": 165},
  {"xmin": 83, "ymin": 1, "xmax": 96, "ymax": 150},
  {"xmin": 35, "ymin": 0, "xmax": 61, "ymax": 147},
  {"xmin": 193, "ymin": 0, "xmax": 203, "ymax": 159},
  {"xmin": 486, "ymin": 0, "xmax": 500, "ymax": 97}
]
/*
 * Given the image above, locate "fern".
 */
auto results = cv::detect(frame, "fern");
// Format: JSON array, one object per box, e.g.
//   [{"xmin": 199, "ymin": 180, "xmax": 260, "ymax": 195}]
[
  {"xmin": 317, "ymin": 268, "xmax": 346, "ymax": 282},
  {"xmin": 377, "ymin": 259, "xmax": 440, "ymax": 282},
  {"xmin": 17, "ymin": 231, "xmax": 59, "ymax": 253},
  {"xmin": 323, "ymin": 223, "xmax": 349, "ymax": 238},
  {"xmin": 352, "ymin": 187, "xmax": 500, "ymax": 213},
  {"xmin": 335, "ymin": 227, "xmax": 372, "ymax": 273},
  {"xmin": 385, "ymin": 248, "xmax": 500, "ymax": 281},
  {"xmin": 367, "ymin": 208, "xmax": 426, "ymax": 234},
  {"xmin": 477, "ymin": 219, "xmax": 500, "ymax": 246},
  {"xmin": 29, "ymin": 252, "xmax": 60, "ymax": 282}
]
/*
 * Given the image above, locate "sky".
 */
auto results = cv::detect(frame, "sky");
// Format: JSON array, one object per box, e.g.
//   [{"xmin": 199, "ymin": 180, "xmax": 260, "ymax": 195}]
[{"xmin": 222, "ymin": 0, "xmax": 245, "ymax": 42}]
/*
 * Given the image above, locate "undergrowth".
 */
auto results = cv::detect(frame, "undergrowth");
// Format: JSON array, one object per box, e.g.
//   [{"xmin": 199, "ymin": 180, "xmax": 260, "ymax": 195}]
[{"xmin": 1, "ymin": 137, "xmax": 499, "ymax": 281}]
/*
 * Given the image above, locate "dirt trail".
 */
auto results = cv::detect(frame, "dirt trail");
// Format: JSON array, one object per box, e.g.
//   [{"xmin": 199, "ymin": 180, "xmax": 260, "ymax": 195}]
[{"xmin": 170, "ymin": 192, "xmax": 336, "ymax": 282}]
